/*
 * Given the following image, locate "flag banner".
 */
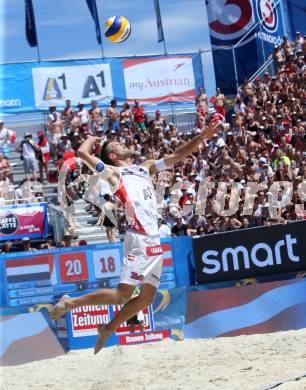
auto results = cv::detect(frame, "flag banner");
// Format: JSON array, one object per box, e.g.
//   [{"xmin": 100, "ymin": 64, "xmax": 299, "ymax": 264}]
[
  {"xmin": 205, "ymin": 0, "xmax": 286, "ymax": 93},
  {"xmin": 253, "ymin": 0, "xmax": 285, "ymax": 62},
  {"xmin": 25, "ymin": 0, "xmax": 38, "ymax": 47},
  {"xmin": 5, "ymin": 256, "xmax": 53, "ymax": 284},
  {"xmin": 153, "ymin": 0, "xmax": 165, "ymax": 43},
  {"xmin": 86, "ymin": 0, "xmax": 102, "ymax": 45}
]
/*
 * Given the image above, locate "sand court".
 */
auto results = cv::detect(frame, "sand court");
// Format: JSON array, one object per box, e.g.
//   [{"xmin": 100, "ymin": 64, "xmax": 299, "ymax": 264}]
[{"xmin": 1, "ymin": 328, "xmax": 306, "ymax": 390}]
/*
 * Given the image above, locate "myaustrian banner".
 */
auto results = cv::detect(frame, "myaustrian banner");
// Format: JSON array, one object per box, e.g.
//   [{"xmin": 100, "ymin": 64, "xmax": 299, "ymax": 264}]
[
  {"xmin": 0, "ymin": 54, "xmax": 201, "ymax": 113},
  {"xmin": 0, "ymin": 203, "xmax": 48, "ymax": 241}
]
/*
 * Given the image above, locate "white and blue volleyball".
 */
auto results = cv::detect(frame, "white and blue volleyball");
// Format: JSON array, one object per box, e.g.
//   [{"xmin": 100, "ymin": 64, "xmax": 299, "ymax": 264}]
[{"xmin": 104, "ymin": 16, "xmax": 131, "ymax": 43}]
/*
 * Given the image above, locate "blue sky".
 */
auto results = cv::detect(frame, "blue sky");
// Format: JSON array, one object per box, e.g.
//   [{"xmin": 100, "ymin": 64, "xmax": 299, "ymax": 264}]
[{"xmin": 0, "ymin": 0, "xmax": 212, "ymax": 63}]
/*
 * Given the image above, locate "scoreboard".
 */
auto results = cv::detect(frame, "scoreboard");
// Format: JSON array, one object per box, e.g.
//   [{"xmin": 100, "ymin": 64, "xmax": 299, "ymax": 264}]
[{"xmin": 0, "ymin": 239, "xmax": 176, "ymax": 308}]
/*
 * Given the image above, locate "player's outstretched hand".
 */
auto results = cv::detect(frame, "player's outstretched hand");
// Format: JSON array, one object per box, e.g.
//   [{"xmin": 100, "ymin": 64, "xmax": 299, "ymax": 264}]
[{"xmin": 200, "ymin": 121, "xmax": 220, "ymax": 141}]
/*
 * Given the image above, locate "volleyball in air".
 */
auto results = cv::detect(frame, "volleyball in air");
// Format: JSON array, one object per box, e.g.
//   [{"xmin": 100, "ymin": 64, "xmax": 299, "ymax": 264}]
[{"xmin": 104, "ymin": 16, "xmax": 131, "ymax": 43}]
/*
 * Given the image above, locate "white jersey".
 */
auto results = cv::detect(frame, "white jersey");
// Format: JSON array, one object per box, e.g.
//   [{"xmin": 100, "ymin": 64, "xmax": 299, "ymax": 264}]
[{"xmin": 114, "ymin": 165, "xmax": 159, "ymax": 236}]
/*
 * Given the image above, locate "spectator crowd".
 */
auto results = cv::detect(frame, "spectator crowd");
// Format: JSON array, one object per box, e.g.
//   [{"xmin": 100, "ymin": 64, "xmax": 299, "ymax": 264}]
[{"xmin": 0, "ymin": 33, "xmax": 305, "ymax": 252}]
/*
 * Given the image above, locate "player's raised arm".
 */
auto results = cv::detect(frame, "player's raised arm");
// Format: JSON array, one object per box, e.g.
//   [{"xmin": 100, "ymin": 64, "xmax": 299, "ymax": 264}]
[
  {"xmin": 142, "ymin": 122, "xmax": 218, "ymax": 173},
  {"xmin": 77, "ymin": 135, "xmax": 119, "ymax": 186}
]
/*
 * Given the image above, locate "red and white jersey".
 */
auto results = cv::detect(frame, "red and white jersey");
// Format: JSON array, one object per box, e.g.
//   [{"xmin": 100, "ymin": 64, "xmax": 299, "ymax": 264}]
[{"xmin": 114, "ymin": 165, "xmax": 159, "ymax": 237}]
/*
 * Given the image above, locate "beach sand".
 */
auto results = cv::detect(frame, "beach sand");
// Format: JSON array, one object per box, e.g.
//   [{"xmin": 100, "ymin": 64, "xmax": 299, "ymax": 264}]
[{"xmin": 1, "ymin": 328, "xmax": 306, "ymax": 390}]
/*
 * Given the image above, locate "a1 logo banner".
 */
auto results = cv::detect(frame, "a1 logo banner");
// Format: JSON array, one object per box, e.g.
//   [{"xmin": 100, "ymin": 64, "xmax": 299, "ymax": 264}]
[{"xmin": 32, "ymin": 64, "xmax": 113, "ymax": 108}]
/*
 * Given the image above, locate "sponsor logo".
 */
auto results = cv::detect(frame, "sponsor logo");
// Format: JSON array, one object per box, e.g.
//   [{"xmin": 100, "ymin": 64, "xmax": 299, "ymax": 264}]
[
  {"xmin": 206, "ymin": 0, "xmax": 255, "ymax": 45},
  {"xmin": 123, "ymin": 57, "xmax": 195, "ymax": 103},
  {"xmin": 151, "ymin": 273, "xmax": 160, "ymax": 282},
  {"xmin": 114, "ymin": 305, "xmax": 152, "ymax": 335},
  {"xmin": 0, "ymin": 213, "xmax": 19, "ymax": 235},
  {"xmin": 0, "ymin": 99, "xmax": 22, "ymax": 108},
  {"xmin": 130, "ymin": 271, "xmax": 144, "ymax": 281},
  {"xmin": 71, "ymin": 305, "xmax": 110, "ymax": 337},
  {"xmin": 32, "ymin": 64, "xmax": 113, "ymax": 108},
  {"xmin": 201, "ymin": 234, "xmax": 299, "ymax": 275},
  {"xmin": 255, "ymin": 30, "xmax": 283, "ymax": 46},
  {"xmin": 146, "ymin": 245, "xmax": 163, "ymax": 257},
  {"xmin": 256, "ymin": 0, "xmax": 278, "ymax": 32},
  {"xmin": 128, "ymin": 77, "xmax": 191, "ymax": 92},
  {"xmin": 119, "ymin": 331, "xmax": 169, "ymax": 345},
  {"xmin": 122, "ymin": 169, "xmax": 133, "ymax": 176}
]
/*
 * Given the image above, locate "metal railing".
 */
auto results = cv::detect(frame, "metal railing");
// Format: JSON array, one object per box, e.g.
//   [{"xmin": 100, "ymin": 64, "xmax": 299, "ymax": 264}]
[
  {"xmin": 249, "ymin": 55, "xmax": 275, "ymax": 84},
  {"xmin": 2, "ymin": 104, "xmax": 200, "ymax": 140},
  {"xmin": 47, "ymin": 204, "xmax": 68, "ymax": 244}
]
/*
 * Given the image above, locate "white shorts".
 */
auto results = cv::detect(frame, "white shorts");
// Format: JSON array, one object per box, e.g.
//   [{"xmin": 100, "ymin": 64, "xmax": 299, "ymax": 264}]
[
  {"xmin": 51, "ymin": 133, "xmax": 62, "ymax": 145},
  {"xmin": 119, "ymin": 230, "xmax": 163, "ymax": 289}
]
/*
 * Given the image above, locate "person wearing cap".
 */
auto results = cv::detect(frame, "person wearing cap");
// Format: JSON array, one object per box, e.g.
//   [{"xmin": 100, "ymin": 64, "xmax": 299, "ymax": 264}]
[
  {"xmin": 48, "ymin": 106, "xmax": 63, "ymax": 159},
  {"xmin": 60, "ymin": 230, "xmax": 73, "ymax": 248},
  {"xmin": 37, "ymin": 130, "xmax": 50, "ymax": 183},
  {"xmin": 22, "ymin": 237, "xmax": 37, "ymax": 252},
  {"xmin": 234, "ymin": 96, "xmax": 246, "ymax": 114},
  {"xmin": 58, "ymin": 133, "xmax": 72, "ymax": 160},
  {"xmin": 210, "ymin": 131, "xmax": 226, "ymax": 152},
  {"xmin": 16, "ymin": 133, "xmax": 40, "ymax": 181},
  {"xmin": 120, "ymin": 103, "xmax": 132, "ymax": 129},
  {"xmin": 294, "ymin": 31, "xmax": 303, "ymax": 53},
  {"xmin": 132, "ymin": 100, "xmax": 146, "ymax": 132}
]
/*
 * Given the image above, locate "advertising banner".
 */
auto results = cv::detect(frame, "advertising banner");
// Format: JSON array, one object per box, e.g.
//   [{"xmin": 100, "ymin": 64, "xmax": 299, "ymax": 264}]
[
  {"xmin": 193, "ymin": 220, "xmax": 306, "ymax": 284},
  {"xmin": 32, "ymin": 64, "xmax": 113, "ymax": 108},
  {"xmin": 123, "ymin": 56, "xmax": 196, "ymax": 104},
  {"xmin": 206, "ymin": 0, "xmax": 286, "ymax": 93},
  {"xmin": 65, "ymin": 299, "xmax": 158, "ymax": 349},
  {"xmin": 1, "ymin": 238, "xmax": 176, "ymax": 307},
  {"xmin": 0, "ymin": 203, "xmax": 48, "ymax": 241},
  {"xmin": 206, "ymin": 0, "xmax": 260, "ymax": 93},
  {"xmin": 184, "ymin": 278, "xmax": 306, "ymax": 338},
  {"xmin": 0, "ymin": 54, "xmax": 202, "ymax": 114},
  {"xmin": 253, "ymin": 0, "xmax": 285, "ymax": 62}
]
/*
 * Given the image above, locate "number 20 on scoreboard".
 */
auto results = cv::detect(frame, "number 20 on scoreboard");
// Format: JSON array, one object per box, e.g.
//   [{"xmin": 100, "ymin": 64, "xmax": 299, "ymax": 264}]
[{"xmin": 58, "ymin": 252, "xmax": 88, "ymax": 283}]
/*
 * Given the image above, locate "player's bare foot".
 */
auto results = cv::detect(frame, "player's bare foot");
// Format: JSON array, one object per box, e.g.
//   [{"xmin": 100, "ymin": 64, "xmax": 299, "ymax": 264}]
[
  {"xmin": 94, "ymin": 324, "xmax": 112, "ymax": 355},
  {"xmin": 50, "ymin": 294, "xmax": 71, "ymax": 320}
]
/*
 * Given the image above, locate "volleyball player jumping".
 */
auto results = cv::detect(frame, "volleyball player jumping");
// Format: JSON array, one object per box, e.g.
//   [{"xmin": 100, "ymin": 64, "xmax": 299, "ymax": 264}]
[{"xmin": 50, "ymin": 123, "xmax": 216, "ymax": 354}]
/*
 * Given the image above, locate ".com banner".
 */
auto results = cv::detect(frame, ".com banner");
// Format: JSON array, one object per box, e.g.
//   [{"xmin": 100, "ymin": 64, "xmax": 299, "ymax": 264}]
[{"xmin": 0, "ymin": 54, "xmax": 202, "ymax": 114}]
